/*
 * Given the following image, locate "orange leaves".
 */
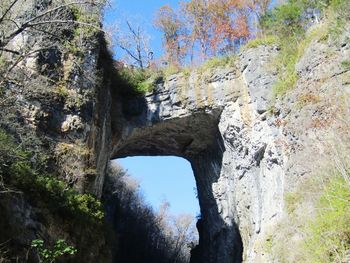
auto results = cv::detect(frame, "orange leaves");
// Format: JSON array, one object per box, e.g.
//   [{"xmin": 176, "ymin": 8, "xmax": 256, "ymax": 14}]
[
  {"xmin": 155, "ymin": 0, "xmax": 271, "ymax": 65},
  {"xmin": 154, "ymin": 5, "xmax": 187, "ymax": 65},
  {"xmin": 181, "ymin": 0, "xmax": 213, "ymax": 57},
  {"xmin": 207, "ymin": 0, "xmax": 250, "ymax": 54},
  {"xmin": 154, "ymin": 5, "xmax": 180, "ymax": 40},
  {"xmin": 234, "ymin": 14, "xmax": 250, "ymax": 39}
]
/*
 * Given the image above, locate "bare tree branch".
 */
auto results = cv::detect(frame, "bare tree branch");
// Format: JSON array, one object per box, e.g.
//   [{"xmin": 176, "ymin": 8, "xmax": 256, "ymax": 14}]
[
  {"xmin": 0, "ymin": 1, "xmax": 102, "ymax": 48},
  {"xmin": 0, "ymin": 47, "xmax": 20, "ymax": 55},
  {"xmin": 0, "ymin": 0, "xmax": 20, "ymax": 24},
  {"xmin": 112, "ymin": 18, "xmax": 152, "ymax": 68}
]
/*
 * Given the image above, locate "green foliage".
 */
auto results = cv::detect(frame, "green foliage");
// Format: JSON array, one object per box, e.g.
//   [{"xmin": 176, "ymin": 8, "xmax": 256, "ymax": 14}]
[
  {"xmin": 341, "ymin": 60, "xmax": 350, "ymax": 71},
  {"xmin": 71, "ymin": 194, "xmax": 105, "ymax": 221},
  {"xmin": 328, "ymin": 0, "xmax": 349, "ymax": 10},
  {"xmin": 326, "ymin": 0, "xmax": 350, "ymax": 37},
  {"xmin": 118, "ymin": 68, "xmax": 161, "ymax": 94},
  {"xmin": 159, "ymin": 64, "xmax": 191, "ymax": 79},
  {"xmin": 272, "ymin": 38, "xmax": 299, "ymax": 96},
  {"xmin": 31, "ymin": 239, "xmax": 77, "ymax": 263},
  {"xmin": 181, "ymin": 67, "xmax": 192, "ymax": 78},
  {"xmin": 257, "ymin": 0, "xmax": 347, "ymax": 97},
  {"xmin": 69, "ymin": 4, "xmax": 100, "ymax": 35},
  {"xmin": 198, "ymin": 55, "xmax": 237, "ymax": 75},
  {"xmin": 162, "ymin": 64, "xmax": 181, "ymax": 78},
  {"xmin": 243, "ymin": 36, "xmax": 278, "ymax": 50},
  {"xmin": 116, "ymin": 55, "xmax": 237, "ymax": 94},
  {"xmin": 0, "ymin": 130, "xmax": 29, "ymax": 167},
  {"xmin": 304, "ymin": 176, "xmax": 350, "ymax": 262},
  {"xmin": 258, "ymin": 1, "xmax": 308, "ymax": 97},
  {"xmin": 63, "ymin": 39, "xmax": 84, "ymax": 58},
  {"xmin": 0, "ymin": 128, "xmax": 104, "ymax": 225},
  {"xmin": 264, "ymin": 235, "xmax": 274, "ymax": 254},
  {"xmin": 55, "ymin": 82, "xmax": 69, "ymax": 98},
  {"xmin": 10, "ymin": 170, "xmax": 104, "ymax": 224},
  {"xmin": 271, "ymin": 22, "xmax": 329, "ymax": 97},
  {"xmin": 285, "ymin": 191, "xmax": 303, "ymax": 214},
  {"xmin": 261, "ymin": 1, "xmax": 304, "ymax": 38},
  {"xmin": 273, "ymin": 9, "xmax": 344, "ymax": 98},
  {"xmin": 62, "ymin": 4, "xmax": 101, "ymax": 58}
]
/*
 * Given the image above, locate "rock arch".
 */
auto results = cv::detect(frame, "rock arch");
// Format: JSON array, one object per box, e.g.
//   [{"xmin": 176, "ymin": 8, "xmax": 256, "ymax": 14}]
[{"xmin": 104, "ymin": 45, "xmax": 285, "ymax": 263}]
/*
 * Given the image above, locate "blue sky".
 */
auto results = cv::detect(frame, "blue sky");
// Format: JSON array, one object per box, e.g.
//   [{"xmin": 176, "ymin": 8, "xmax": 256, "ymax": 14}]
[
  {"xmin": 104, "ymin": 0, "xmax": 184, "ymax": 60},
  {"xmin": 103, "ymin": 0, "xmax": 279, "ymax": 62},
  {"xmin": 116, "ymin": 156, "xmax": 200, "ymax": 217}
]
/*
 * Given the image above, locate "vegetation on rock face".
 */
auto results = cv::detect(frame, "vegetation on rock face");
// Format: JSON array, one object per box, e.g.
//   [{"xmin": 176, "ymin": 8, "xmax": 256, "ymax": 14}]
[
  {"xmin": 0, "ymin": 1, "xmax": 111, "ymax": 261},
  {"xmin": 264, "ymin": 106, "xmax": 350, "ymax": 262},
  {"xmin": 31, "ymin": 239, "xmax": 77, "ymax": 263},
  {"xmin": 115, "ymin": 0, "xmax": 349, "ymax": 96},
  {"xmin": 0, "ymin": 128, "xmax": 104, "ymax": 224},
  {"xmin": 341, "ymin": 59, "xmax": 350, "ymax": 71},
  {"xmin": 258, "ymin": 0, "xmax": 350, "ymax": 96},
  {"xmin": 0, "ymin": 126, "xmax": 105, "ymax": 260},
  {"xmin": 197, "ymin": 55, "xmax": 237, "ymax": 75},
  {"xmin": 304, "ymin": 176, "xmax": 350, "ymax": 262},
  {"xmin": 265, "ymin": 172, "xmax": 350, "ymax": 262},
  {"xmin": 242, "ymin": 35, "xmax": 278, "ymax": 50},
  {"xmin": 117, "ymin": 68, "xmax": 163, "ymax": 94}
]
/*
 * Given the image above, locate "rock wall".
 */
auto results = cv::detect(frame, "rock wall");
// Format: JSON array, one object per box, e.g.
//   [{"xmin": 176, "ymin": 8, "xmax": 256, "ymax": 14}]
[
  {"xmin": 0, "ymin": 0, "xmax": 112, "ymax": 261},
  {"xmin": 109, "ymin": 25, "xmax": 349, "ymax": 262},
  {"xmin": 109, "ymin": 45, "xmax": 284, "ymax": 262}
]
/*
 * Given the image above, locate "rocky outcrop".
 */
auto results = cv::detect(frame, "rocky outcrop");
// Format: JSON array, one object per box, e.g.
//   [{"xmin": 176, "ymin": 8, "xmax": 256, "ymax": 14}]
[
  {"xmin": 0, "ymin": 0, "xmax": 111, "ymax": 261},
  {"xmin": 108, "ymin": 25, "xmax": 349, "ymax": 262},
  {"xmin": 109, "ymin": 45, "xmax": 285, "ymax": 263}
]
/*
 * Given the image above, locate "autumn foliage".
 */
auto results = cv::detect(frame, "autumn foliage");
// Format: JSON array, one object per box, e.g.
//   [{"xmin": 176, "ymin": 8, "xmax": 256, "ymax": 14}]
[
  {"xmin": 154, "ymin": 5, "xmax": 187, "ymax": 66},
  {"xmin": 155, "ymin": 0, "xmax": 272, "ymax": 65}
]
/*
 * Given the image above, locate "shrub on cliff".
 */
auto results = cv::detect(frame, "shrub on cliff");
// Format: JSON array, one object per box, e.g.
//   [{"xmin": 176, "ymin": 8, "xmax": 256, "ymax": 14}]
[
  {"xmin": 304, "ymin": 176, "xmax": 350, "ymax": 262},
  {"xmin": 260, "ymin": 1, "xmax": 304, "ymax": 38},
  {"xmin": 0, "ymin": 128, "xmax": 104, "ymax": 224},
  {"xmin": 31, "ymin": 239, "xmax": 77, "ymax": 263},
  {"xmin": 254, "ymin": 0, "xmax": 349, "ymax": 97}
]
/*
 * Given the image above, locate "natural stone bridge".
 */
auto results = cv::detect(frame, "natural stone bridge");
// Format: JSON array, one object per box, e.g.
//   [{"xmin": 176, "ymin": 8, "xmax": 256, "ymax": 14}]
[
  {"xmin": 104, "ymin": 45, "xmax": 286, "ymax": 263},
  {"xmin": 5, "ymin": 2, "xmax": 349, "ymax": 262}
]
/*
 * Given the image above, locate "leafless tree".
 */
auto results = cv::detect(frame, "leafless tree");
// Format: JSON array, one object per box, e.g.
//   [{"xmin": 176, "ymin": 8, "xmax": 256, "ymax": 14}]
[
  {"xmin": 111, "ymin": 18, "xmax": 153, "ymax": 68},
  {"xmin": 170, "ymin": 213, "xmax": 197, "ymax": 263}
]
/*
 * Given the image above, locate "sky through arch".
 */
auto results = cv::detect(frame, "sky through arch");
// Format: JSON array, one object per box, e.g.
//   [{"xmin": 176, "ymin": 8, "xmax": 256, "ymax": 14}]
[{"xmin": 115, "ymin": 156, "xmax": 200, "ymax": 217}]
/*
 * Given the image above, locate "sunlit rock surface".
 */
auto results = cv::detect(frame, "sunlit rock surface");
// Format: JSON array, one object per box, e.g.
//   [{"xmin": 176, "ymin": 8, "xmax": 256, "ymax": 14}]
[
  {"xmin": 109, "ymin": 45, "xmax": 284, "ymax": 263},
  {"xmin": 108, "ymin": 31, "xmax": 349, "ymax": 261}
]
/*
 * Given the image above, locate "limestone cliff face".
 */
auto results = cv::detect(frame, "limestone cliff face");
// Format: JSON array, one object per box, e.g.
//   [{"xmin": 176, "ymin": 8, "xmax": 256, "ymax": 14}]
[
  {"xmin": 109, "ymin": 25, "xmax": 349, "ymax": 262},
  {"xmin": 110, "ymin": 45, "xmax": 283, "ymax": 263},
  {"xmin": 0, "ymin": 0, "xmax": 111, "ymax": 261}
]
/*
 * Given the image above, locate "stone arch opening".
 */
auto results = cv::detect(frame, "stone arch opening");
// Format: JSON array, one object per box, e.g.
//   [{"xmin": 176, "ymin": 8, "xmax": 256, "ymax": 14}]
[
  {"xmin": 109, "ymin": 90, "xmax": 243, "ymax": 262},
  {"xmin": 115, "ymin": 156, "xmax": 199, "ymax": 217}
]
